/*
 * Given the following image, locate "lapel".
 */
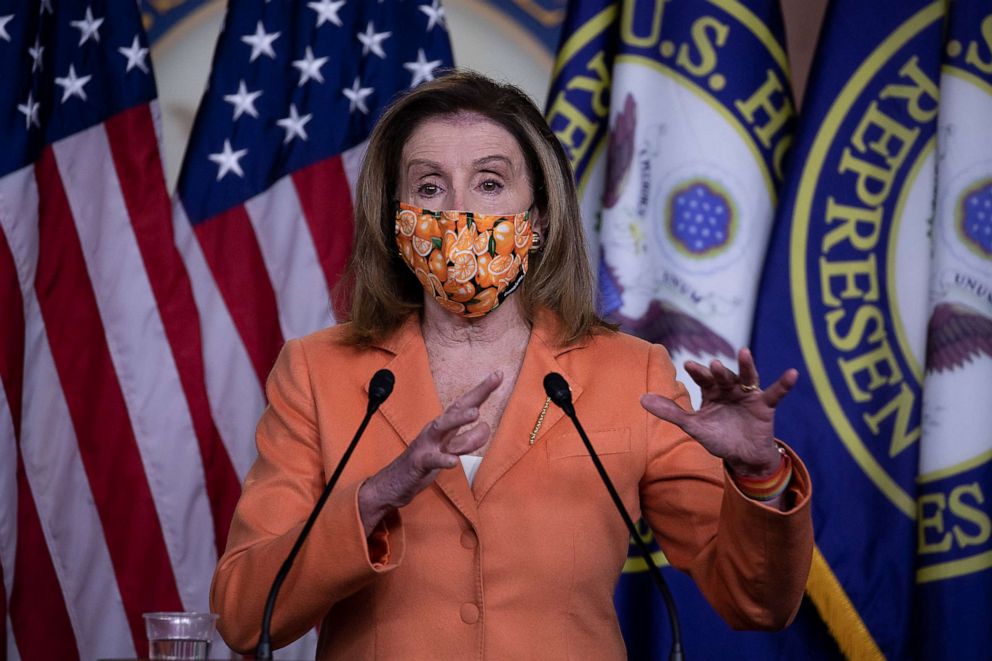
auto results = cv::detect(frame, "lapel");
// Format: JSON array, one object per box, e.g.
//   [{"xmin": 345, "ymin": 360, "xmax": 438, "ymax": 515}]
[
  {"xmin": 367, "ymin": 315, "xmax": 481, "ymax": 526},
  {"xmin": 471, "ymin": 311, "xmax": 587, "ymax": 504}
]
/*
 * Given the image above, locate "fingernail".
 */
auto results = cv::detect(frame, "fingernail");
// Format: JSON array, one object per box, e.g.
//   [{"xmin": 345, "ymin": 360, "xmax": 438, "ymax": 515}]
[{"xmin": 467, "ymin": 407, "xmax": 479, "ymax": 417}]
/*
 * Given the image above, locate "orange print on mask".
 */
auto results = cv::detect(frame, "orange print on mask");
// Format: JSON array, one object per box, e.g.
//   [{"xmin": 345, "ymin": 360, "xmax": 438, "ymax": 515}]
[{"xmin": 395, "ymin": 202, "xmax": 533, "ymax": 318}]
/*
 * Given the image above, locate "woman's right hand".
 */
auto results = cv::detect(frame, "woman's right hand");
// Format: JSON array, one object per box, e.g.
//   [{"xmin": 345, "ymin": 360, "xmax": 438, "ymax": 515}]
[{"xmin": 358, "ymin": 372, "xmax": 502, "ymax": 536}]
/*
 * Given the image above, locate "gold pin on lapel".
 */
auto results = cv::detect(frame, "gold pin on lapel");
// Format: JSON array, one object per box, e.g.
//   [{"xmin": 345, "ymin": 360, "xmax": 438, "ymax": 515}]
[{"xmin": 529, "ymin": 397, "xmax": 551, "ymax": 445}]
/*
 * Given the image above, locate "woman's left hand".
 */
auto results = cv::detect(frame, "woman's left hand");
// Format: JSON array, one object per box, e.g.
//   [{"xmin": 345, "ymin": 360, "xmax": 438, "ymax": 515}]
[{"xmin": 640, "ymin": 347, "xmax": 798, "ymax": 478}]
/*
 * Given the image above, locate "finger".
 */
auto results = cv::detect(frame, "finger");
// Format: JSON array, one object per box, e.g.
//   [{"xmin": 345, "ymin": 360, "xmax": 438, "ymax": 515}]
[
  {"xmin": 640, "ymin": 393, "xmax": 692, "ymax": 429},
  {"xmin": 417, "ymin": 449, "xmax": 460, "ymax": 471},
  {"xmin": 684, "ymin": 360, "xmax": 716, "ymax": 390},
  {"xmin": 425, "ymin": 405, "xmax": 480, "ymax": 441},
  {"xmin": 427, "ymin": 371, "xmax": 502, "ymax": 438},
  {"xmin": 737, "ymin": 347, "xmax": 760, "ymax": 388},
  {"xmin": 709, "ymin": 359, "xmax": 739, "ymax": 390},
  {"xmin": 444, "ymin": 422, "xmax": 491, "ymax": 455},
  {"xmin": 451, "ymin": 371, "xmax": 503, "ymax": 413},
  {"xmin": 761, "ymin": 369, "xmax": 799, "ymax": 408},
  {"xmin": 410, "ymin": 443, "xmax": 458, "ymax": 473}
]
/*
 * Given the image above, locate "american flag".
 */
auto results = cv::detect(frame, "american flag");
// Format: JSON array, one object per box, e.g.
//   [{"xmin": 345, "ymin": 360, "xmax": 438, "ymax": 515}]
[
  {"xmin": 1, "ymin": 0, "xmax": 451, "ymax": 658},
  {"xmin": 173, "ymin": 0, "xmax": 453, "ymax": 508}
]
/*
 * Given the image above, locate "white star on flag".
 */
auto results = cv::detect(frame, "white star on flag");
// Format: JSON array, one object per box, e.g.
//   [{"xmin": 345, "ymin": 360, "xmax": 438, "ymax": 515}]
[
  {"xmin": 241, "ymin": 21, "xmax": 280, "ymax": 62},
  {"xmin": 292, "ymin": 46, "xmax": 329, "ymax": 86},
  {"xmin": 343, "ymin": 76, "xmax": 374, "ymax": 114},
  {"xmin": 39, "ymin": 0, "xmax": 52, "ymax": 15},
  {"xmin": 357, "ymin": 22, "xmax": 392, "ymax": 59},
  {"xmin": 223, "ymin": 80, "xmax": 263, "ymax": 120},
  {"xmin": 404, "ymin": 48, "xmax": 442, "ymax": 87},
  {"xmin": 208, "ymin": 139, "xmax": 249, "ymax": 180},
  {"xmin": 55, "ymin": 64, "xmax": 92, "ymax": 103},
  {"xmin": 70, "ymin": 6, "xmax": 104, "ymax": 46},
  {"xmin": 28, "ymin": 36, "xmax": 43, "ymax": 72},
  {"xmin": 118, "ymin": 35, "xmax": 150, "ymax": 73},
  {"xmin": 419, "ymin": 0, "xmax": 446, "ymax": 31},
  {"xmin": 17, "ymin": 91, "xmax": 40, "ymax": 129},
  {"xmin": 276, "ymin": 104, "xmax": 313, "ymax": 144},
  {"xmin": 308, "ymin": 0, "xmax": 346, "ymax": 27},
  {"xmin": 0, "ymin": 14, "xmax": 13, "ymax": 42}
]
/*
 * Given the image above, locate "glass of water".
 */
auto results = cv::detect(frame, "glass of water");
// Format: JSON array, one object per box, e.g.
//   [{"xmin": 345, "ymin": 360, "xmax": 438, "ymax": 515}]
[{"xmin": 143, "ymin": 612, "xmax": 218, "ymax": 660}]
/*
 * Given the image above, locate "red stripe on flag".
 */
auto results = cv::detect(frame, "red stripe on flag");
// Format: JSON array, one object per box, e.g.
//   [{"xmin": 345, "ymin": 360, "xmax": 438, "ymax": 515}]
[
  {"xmin": 11, "ymin": 454, "xmax": 80, "ymax": 661},
  {"xmin": 1, "ymin": 225, "xmax": 79, "ymax": 660},
  {"xmin": 104, "ymin": 105, "xmax": 241, "ymax": 556},
  {"xmin": 33, "ymin": 148, "xmax": 183, "ymax": 655},
  {"xmin": 194, "ymin": 207, "xmax": 284, "ymax": 385},
  {"xmin": 0, "ymin": 229, "xmax": 23, "ymax": 437},
  {"xmin": 291, "ymin": 156, "xmax": 355, "ymax": 320}
]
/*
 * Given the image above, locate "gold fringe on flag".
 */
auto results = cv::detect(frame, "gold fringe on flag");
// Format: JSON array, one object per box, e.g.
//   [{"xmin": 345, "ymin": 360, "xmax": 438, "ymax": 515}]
[{"xmin": 806, "ymin": 546, "xmax": 885, "ymax": 660}]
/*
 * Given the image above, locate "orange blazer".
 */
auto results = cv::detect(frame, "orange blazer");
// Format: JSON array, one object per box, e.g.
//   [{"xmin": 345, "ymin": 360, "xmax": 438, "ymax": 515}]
[{"xmin": 211, "ymin": 313, "xmax": 813, "ymax": 659}]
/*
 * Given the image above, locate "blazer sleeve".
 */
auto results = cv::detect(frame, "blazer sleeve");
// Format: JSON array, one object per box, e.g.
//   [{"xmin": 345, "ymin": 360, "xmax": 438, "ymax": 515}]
[
  {"xmin": 638, "ymin": 343, "xmax": 813, "ymax": 630},
  {"xmin": 210, "ymin": 339, "xmax": 405, "ymax": 653}
]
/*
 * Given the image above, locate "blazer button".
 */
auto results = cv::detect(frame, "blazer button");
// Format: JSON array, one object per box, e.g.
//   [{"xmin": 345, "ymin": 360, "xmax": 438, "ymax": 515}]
[
  {"xmin": 460, "ymin": 530, "xmax": 478, "ymax": 549},
  {"xmin": 460, "ymin": 603, "xmax": 480, "ymax": 624}
]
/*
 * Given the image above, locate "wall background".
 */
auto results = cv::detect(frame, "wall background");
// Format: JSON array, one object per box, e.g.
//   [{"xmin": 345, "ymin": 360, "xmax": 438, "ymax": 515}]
[{"xmin": 146, "ymin": 0, "xmax": 827, "ymax": 191}]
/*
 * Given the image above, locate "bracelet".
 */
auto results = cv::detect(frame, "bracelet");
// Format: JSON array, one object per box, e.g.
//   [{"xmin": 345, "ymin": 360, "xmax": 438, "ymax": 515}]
[{"xmin": 728, "ymin": 446, "xmax": 792, "ymax": 502}]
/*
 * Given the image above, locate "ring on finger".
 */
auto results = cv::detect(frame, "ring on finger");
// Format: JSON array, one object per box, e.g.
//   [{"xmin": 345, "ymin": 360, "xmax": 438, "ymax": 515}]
[{"xmin": 739, "ymin": 383, "xmax": 760, "ymax": 393}]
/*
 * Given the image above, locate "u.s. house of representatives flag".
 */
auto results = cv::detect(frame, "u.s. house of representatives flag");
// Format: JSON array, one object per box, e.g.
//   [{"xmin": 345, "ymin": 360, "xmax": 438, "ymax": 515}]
[
  {"xmin": 753, "ymin": 0, "xmax": 944, "ymax": 657},
  {"xmin": 174, "ymin": 0, "xmax": 453, "ymax": 496},
  {"xmin": 547, "ymin": 1, "xmax": 839, "ymax": 658},
  {"xmin": 916, "ymin": 0, "xmax": 992, "ymax": 656},
  {"xmin": 547, "ymin": 0, "xmax": 795, "ymax": 406},
  {"xmin": 1, "ymin": 1, "xmax": 240, "ymax": 658}
]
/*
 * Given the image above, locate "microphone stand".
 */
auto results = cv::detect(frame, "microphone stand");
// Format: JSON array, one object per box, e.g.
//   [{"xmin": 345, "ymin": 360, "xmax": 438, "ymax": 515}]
[
  {"xmin": 255, "ymin": 369, "xmax": 394, "ymax": 660},
  {"xmin": 544, "ymin": 373, "xmax": 684, "ymax": 661}
]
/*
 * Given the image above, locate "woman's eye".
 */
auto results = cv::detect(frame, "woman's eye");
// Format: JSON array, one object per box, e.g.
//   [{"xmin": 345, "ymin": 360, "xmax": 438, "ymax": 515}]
[
  {"xmin": 480, "ymin": 179, "xmax": 503, "ymax": 193},
  {"xmin": 418, "ymin": 183, "xmax": 440, "ymax": 196}
]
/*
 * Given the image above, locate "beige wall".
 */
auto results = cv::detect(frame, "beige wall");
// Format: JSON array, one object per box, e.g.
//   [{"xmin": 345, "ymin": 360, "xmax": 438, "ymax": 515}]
[{"xmin": 781, "ymin": 0, "xmax": 830, "ymax": 107}]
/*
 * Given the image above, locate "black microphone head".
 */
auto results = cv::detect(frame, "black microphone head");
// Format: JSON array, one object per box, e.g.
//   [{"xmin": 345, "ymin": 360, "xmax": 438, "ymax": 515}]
[
  {"xmin": 543, "ymin": 372, "xmax": 572, "ymax": 408},
  {"xmin": 368, "ymin": 369, "xmax": 395, "ymax": 406}
]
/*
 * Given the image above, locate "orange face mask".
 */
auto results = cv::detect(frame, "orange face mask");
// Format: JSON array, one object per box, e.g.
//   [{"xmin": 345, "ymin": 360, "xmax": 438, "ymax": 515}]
[{"xmin": 395, "ymin": 202, "xmax": 534, "ymax": 318}]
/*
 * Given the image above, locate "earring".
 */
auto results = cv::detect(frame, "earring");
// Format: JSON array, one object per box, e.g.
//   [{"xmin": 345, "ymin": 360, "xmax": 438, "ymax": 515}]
[{"xmin": 530, "ymin": 229, "xmax": 544, "ymax": 254}]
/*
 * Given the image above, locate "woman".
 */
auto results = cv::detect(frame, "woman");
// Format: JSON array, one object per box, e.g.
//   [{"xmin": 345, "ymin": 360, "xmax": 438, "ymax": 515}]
[{"xmin": 211, "ymin": 71, "xmax": 813, "ymax": 659}]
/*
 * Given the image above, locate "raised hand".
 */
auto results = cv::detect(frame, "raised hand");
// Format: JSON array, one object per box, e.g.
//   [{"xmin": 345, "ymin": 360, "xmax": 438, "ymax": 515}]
[
  {"xmin": 359, "ymin": 372, "xmax": 502, "ymax": 535},
  {"xmin": 640, "ymin": 348, "xmax": 798, "ymax": 478}
]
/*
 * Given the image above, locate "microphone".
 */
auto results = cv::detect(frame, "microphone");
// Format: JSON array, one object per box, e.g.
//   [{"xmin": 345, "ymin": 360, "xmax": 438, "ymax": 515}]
[
  {"xmin": 255, "ymin": 369, "xmax": 395, "ymax": 660},
  {"xmin": 543, "ymin": 372, "xmax": 574, "ymax": 416},
  {"xmin": 368, "ymin": 368, "xmax": 395, "ymax": 409},
  {"xmin": 543, "ymin": 373, "xmax": 684, "ymax": 661}
]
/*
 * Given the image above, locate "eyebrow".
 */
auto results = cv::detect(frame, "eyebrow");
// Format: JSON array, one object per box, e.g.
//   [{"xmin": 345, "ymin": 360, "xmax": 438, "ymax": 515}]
[
  {"xmin": 405, "ymin": 155, "xmax": 515, "ymax": 174},
  {"xmin": 405, "ymin": 158, "xmax": 443, "ymax": 172},
  {"xmin": 473, "ymin": 155, "xmax": 514, "ymax": 170}
]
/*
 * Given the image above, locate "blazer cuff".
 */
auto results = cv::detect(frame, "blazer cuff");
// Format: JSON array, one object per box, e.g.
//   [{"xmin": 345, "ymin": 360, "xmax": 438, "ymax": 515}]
[
  {"xmin": 306, "ymin": 479, "xmax": 405, "ymax": 593},
  {"xmin": 367, "ymin": 508, "xmax": 403, "ymax": 569}
]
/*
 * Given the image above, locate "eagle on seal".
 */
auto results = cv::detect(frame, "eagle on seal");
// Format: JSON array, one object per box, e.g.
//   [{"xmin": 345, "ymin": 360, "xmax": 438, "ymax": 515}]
[
  {"xmin": 611, "ymin": 299, "xmax": 736, "ymax": 361},
  {"xmin": 925, "ymin": 302, "xmax": 992, "ymax": 372}
]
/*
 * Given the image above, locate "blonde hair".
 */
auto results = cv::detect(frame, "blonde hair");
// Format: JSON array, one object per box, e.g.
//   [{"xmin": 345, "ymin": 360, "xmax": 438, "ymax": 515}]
[{"xmin": 341, "ymin": 70, "xmax": 610, "ymax": 346}]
